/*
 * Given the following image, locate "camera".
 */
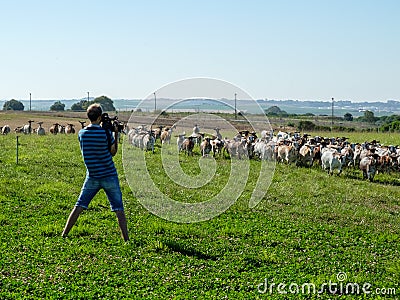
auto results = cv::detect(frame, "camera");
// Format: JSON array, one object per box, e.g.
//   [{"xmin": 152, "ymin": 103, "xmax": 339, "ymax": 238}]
[{"xmin": 101, "ymin": 113, "xmax": 124, "ymax": 133}]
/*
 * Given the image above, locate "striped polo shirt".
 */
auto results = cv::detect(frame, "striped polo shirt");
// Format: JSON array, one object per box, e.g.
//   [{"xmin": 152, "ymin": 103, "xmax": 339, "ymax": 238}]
[{"xmin": 78, "ymin": 124, "xmax": 117, "ymax": 178}]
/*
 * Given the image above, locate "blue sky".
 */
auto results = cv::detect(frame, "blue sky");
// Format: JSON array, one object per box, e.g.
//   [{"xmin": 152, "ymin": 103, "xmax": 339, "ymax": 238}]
[{"xmin": 1, "ymin": 0, "xmax": 399, "ymax": 102}]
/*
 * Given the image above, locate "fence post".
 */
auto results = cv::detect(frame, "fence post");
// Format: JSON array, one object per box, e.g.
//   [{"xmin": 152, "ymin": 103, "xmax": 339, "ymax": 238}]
[{"xmin": 16, "ymin": 136, "xmax": 19, "ymax": 164}]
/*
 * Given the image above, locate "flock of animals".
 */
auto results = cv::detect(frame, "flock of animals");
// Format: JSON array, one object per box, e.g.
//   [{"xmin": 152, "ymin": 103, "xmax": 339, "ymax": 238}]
[
  {"xmin": 0, "ymin": 120, "xmax": 87, "ymax": 135},
  {"xmin": 2, "ymin": 119, "xmax": 398, "ymax": 183},
  {"xmin": 127, "ymin": 124, "xmax": 400, "ymax": 182}
]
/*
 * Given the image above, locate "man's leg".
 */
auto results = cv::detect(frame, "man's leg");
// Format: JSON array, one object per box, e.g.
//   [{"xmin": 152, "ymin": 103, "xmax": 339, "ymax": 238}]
[
  {"xmin": 103, "ymin": 176, "xmax": 129, "ymax": 242},
  {"xmin": 115, "ymin": 210, "xmax": 129, "ymax": 242},
  {"xmin": 62, "ymin": 206, "xmax": 84, "ymax": 238},
  {"xmin": 63, "ymin": 176, "xmax": 98, "ymax": 238}
]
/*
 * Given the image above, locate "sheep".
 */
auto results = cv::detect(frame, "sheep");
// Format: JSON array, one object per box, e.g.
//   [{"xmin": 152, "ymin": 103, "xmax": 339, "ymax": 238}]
[
  {"xmin": 142, "ymin": 131, "xmax": 155, "ymax": 153},
  {"xmin": 128, "ymin": 127, "xmax": 155, "ymax": 152},
  {"xmin": 1, "ymin": 125, "xmax": 11, "ymax": 135},
  {"xmin": 14, "ymin": 127, "xmax": 24, "ymax": 133},
  {"xmin": 79, "ymin": 121, "xmax": 86, "ymax": 129},
  {"xmin": 59, "ymin": 125, "xmax": 66, "ymax": 134},
  {"xmin": 131, "ymin": 129, "xmax": 146, "ymax": 149},
  {"xmin": 192, "ymin": 124, "xmax": 200, "ymax": 136},
  {"xmin": 224, "ymin": 138, "xmax": 248, "ymax": 159},
  {"xmin": 210, "ymin": 137, "xmax": 224, "ymax": 157},
  {"xmin": 200, "ymin": 137, "xmax": 212, "ymax": 157},
  {"xmin": 254, "ymin": 139, "xmax": 274, "ymax": 161},
  {"xmin": 36, "ymin": 122, "xmax": 45, "ymax": 135},
  {"xmin": 49, "ymin": 123, "xmax": 60, "ymax": 135},
  {"xmin": 181, "ymin": 136, "xmax": 195, "ymax": 156},
  {"xmin": 177, "ymin": 133, "xmax": 186, "ymax": 152},
  {"xmin": 160, "ymin": 124, "xmax": 176, "ymax": 145},
  {"xmin": 23, "ymin": 120, "xmax": 34, "ymax": 134},
  {"xmin": 153, "ymin": 125, "xmax": 164, "ymax": 142},
  {"xmin": 214, "ymin": 128, "xmax": 222, "ymax": 140},
  {"xmin": 65, "ymin": 124, "xmax": 76, "ymax": 134}
]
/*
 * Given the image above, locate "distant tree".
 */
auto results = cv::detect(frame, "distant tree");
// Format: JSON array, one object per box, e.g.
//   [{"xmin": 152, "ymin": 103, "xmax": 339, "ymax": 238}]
[
  {"xmin": 71, "ymin": 99, "xmax": 91, "ymax": 111},
  {"xmin": 93, "ymin": 96, "xmax": 115, "ymax": 111},
  {"xmin": 50, "ymin": 101, "xmax": 65, "ymax": 111},
  {"xmin": 3, "ymin": 99, "xmax": 24, "ymax": 111},
  {"xmin": 364, "ymin": 110, "xmax": 376, "ymax": 123},
  {"xmin": 71, "ymin": 102, "xmax": 84, "ymax": 111},
  {"xmin": 70, "ymin": 96, "xmax": 115, "ymax": 111},
  {"xmin": 344, "ymin": 112, "xmax": 353, "ymax": 121},
  {"xmin": 265, "ymin": 105, "xmax": 288, "ymax": 117}
]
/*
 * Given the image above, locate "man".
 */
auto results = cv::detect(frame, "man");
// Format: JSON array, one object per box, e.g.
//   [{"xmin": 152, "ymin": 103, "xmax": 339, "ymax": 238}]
[{"xmin": 62, "ymin": 104, "xmax": 129, "ymax": 241}]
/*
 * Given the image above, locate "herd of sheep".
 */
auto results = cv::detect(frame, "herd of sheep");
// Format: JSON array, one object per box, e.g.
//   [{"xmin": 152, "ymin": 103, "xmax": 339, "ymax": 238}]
[
  {"xmin": 127, "ymin": 124, "xmax": 400, "ymax": 182},
  {"xmin": 0, "ymin": 120, "xmax": 86, "ymax": 135},
  {"xmin": 3, "ymin": 119, "xmax": 398, "ymax": 183}
]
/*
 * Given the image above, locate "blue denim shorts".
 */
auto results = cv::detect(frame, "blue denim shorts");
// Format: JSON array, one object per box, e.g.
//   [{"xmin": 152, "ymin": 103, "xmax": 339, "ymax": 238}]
[{"xmin": 75, "ymin": 176, "xmax": 124, "ymax": 211}]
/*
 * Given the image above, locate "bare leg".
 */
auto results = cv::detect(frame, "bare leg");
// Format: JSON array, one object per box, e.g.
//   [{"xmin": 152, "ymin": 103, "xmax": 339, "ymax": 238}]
[
  {"xmin": 115, "ymin": 210, "xmax": 129, "ymax": 242},
  {"xmin": 62, "ymin": 206, "xmax": 84, "ymax": 237}
]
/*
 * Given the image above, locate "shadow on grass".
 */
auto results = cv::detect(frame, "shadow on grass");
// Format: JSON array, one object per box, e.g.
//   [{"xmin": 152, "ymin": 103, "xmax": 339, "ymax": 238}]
[
  {"xmin": 164, "ymin": 240, "xmax": 217, "ymax": 260},
  {"xmin": 308, "ymin": 164, "xmax": 400, "ymax": 186},
  {"xmin": 344, "ymin": 172, "xmax": 400, "ymax": 186}
]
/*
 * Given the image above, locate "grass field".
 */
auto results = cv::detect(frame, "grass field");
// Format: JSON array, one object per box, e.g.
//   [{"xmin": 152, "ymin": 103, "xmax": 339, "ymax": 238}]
[{"xmin": 0, "ymin": 129, "xmax": 399, "ymax": 298}]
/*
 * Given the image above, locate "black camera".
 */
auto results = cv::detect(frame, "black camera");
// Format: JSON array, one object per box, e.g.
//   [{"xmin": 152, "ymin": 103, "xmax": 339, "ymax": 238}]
[{"xmin": 101, "ymin": 113, "xmax": 124, "ymax": 133}]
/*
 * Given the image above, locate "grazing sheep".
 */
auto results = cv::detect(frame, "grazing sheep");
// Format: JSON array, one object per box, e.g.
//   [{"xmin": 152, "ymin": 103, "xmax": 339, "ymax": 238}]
[
  {"xmin": 65, "ymin": 124, "xmax": 76, "ymax": 134},
  {"xmin": 1, "ymin": 125, "xmax": 11, "ymax": 135},
  {"xmin": 14, "ymin": 127, "xmax": 24, "ymax": 133},
  {"xmin": 37, "ymin": 122, "xmax": 45, "ymax": 135},
  {"xmin": 79, "ymin": 121, "xmax": 86, "ymax": 129}
]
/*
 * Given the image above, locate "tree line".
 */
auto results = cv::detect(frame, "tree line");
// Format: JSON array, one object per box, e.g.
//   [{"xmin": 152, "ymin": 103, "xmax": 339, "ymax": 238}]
[
  {"xmin": 265, "ymin": 105, "xmax": 400, "ymax": 132},
  {"xmin": 2, "ymin": 96, "xmax": 116, "ymax": 112}
]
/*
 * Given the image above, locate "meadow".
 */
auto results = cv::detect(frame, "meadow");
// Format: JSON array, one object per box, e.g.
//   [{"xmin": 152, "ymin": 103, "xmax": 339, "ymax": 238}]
[{"xmin": 0, "ymin": 129, "xmax": 399, "ymax": 299}]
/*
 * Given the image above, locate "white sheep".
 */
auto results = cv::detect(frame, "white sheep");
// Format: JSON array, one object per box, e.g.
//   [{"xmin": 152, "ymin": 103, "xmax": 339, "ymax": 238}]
[
  {"xmin": 37, "ymin": 122, "xmax": 45, "ymax": 135},
  {"xmin": 23, "ymin": 120, "xmax": 34, "ymax": 134},
  {"xmin": 1, "ymin": 125, "xmax": 11, "ymax": 135}
]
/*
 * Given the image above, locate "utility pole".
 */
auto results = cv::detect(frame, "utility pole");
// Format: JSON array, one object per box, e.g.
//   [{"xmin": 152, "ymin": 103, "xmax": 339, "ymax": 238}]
[
  {"xmin": 234, "ymin": 93, "xmax": 237, "ymax": 120},
  {"xmin": 154, "ymin": 92, "xmax": 157, "ymax": 112},
  {"xmin": 87, "ymin": 92, "xmax": 90, "ymax": 102},
  {"xmin": 331, "ymin": 97, "xmax": 334, "ymax": 131},
  {"xmin": 29, "ymin": 93, "xmax": 32, "ymax": 111}
]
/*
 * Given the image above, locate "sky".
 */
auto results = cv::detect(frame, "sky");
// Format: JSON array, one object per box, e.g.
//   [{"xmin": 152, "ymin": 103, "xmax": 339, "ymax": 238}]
[{"xmin": 0, "ymin": 0, "xmax": 399, "ymax": 102}]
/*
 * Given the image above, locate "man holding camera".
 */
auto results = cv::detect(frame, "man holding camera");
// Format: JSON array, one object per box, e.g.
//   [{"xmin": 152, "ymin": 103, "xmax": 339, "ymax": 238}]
[{"xmin": 62, "ymin": 103, "xmax": 129, "ymax": 241}]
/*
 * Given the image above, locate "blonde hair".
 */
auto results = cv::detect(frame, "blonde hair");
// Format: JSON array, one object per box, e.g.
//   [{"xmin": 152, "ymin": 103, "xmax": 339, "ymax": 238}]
[{"xmin": 87, "ymin": 104, "xmax": 102, "ymax": 121}]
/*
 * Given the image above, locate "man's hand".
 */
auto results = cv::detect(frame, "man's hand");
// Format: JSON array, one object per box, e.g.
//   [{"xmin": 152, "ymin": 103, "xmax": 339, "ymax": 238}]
[
  {"xmin": 110, "ymin": 130, "xmax": 118, "ymax": 156},
  {"xmin": 113, "ymin": 120, "xmax": 120, "ymax": 133}
]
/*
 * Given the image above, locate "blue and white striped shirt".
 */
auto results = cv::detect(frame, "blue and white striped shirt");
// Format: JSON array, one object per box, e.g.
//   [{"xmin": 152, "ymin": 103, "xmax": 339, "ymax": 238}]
[{"xmin": 78, "ymin": 124, "xmax": 117, "ymax": 178}]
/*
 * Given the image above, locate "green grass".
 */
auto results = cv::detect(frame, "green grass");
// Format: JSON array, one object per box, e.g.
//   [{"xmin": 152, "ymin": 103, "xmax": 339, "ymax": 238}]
[{"xmin": 0, "ymin": 133, "xmax": 399, "ymax": 299}]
